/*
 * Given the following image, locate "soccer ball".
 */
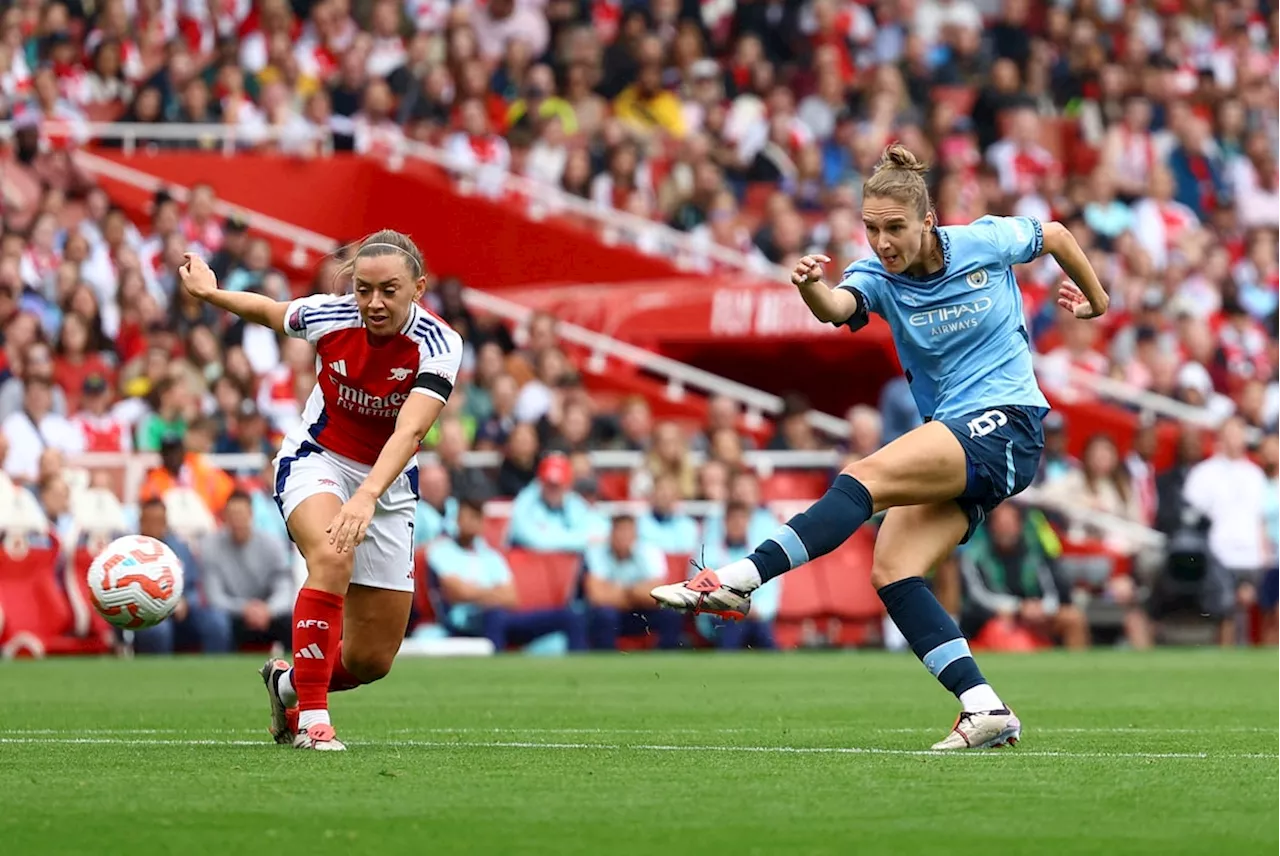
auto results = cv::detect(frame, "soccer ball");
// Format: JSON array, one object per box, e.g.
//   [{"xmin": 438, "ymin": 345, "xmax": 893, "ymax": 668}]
[{"xmin": 87, "ymin": 535, "xmax": 185, "ymax": 630}]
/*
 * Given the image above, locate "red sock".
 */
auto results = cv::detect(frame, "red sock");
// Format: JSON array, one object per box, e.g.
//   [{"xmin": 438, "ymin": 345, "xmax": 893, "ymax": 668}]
[
  {"xmin": 291, "ymin": 587, "xmax": 344, "ymax": 712},
  {"xmin": 328, "ymin": 642, "xmax": 364, "ymax": 693}
]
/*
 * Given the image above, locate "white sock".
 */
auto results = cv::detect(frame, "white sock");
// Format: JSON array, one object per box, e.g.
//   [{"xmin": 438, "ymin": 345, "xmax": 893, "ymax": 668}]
[
  {"xmin": 958, "ymin": 684, "xmax": 1004, "ymax": 713},
  {"xmin": 277, "ymin": 669, "xmax": 297, "ymax": 708},
  {"xmin": 299, "ymin": 709, "xmax": 331, "ymax": 731},
  {"xmin": 715, "ymin": 558, "xmax": 762, "ymax": 592}
]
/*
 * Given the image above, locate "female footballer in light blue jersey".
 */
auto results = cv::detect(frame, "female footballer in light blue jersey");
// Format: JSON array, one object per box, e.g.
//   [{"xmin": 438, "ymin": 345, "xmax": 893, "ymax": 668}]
[{"xmin": 652, "ymin": 144, "xmax": 1108, "ymax": 750}]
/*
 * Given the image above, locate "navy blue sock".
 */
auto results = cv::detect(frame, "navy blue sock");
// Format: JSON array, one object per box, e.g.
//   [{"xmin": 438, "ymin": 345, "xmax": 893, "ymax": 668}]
[
  {"xmin": 877, "ymin": 577, "xmax": 987, "ymax": 699},
  {"xmin": 747, "ymin": 474, "xmax": 873, "ymax": 583}
]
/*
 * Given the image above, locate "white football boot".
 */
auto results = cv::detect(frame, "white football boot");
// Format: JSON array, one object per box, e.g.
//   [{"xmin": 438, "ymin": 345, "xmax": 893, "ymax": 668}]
[
  {"xmin": 650, "ymin": 568, "xmax": 751, "ymax": 620},
  {"xmin": 259, "ymin": 658, "xmax": 297, "ymax": 745},
  {"xmin": 931, "ymin": 709, "xmax": 1021, "ymax": 750},
  {"xmin": 294, "ymin": 723, "xmax": 347, "ymax": 751}
]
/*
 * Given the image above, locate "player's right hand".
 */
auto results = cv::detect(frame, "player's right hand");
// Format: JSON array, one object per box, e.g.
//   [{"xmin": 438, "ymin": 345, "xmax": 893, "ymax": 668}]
[
  {"xmin": 178, "ymin": 252, "xmax": 218, "ymax": 300},
  {"xmin": 791, "ymin": 254, "xmax": 830, "ymax": 287}
]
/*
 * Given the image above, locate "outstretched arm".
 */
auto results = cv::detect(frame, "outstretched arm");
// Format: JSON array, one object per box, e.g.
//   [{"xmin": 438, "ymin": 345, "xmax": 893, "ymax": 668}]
[
  {"xmin": 789, "ymin": 254, "xmax": 860, "ymax": 324},
  {"xmin": 1041, "ymin": 222, "xmax": 1109, "ymax": 319},
  {"xmin": 178, "ymin": 253, "xmax": 289, "ymax": 334},
  {"xmin": 328, "ymin": 391, "xmax": 446, "ymax": 552}
]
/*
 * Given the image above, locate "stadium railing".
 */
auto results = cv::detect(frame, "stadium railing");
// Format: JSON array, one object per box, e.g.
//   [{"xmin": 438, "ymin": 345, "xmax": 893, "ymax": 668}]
[{"xmin": 0, "ymin": 119, "xmax": 1232, "ymax": 434}]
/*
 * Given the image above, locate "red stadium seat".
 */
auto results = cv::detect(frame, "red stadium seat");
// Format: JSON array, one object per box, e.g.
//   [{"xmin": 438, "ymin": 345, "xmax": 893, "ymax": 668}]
[
  {"xmin": 759, "ymin": 472, "xmax": 829, "ymax": 501},
  {"xmin": 664, "ymin": 553, "xmax": 692, "ymax": 584},
  {"xmin": 482, "ymin": 516, "xmax": 508, "ymax": 547},
  {"xmin": 0, "ymin": 537, "xmax": 111, "ymax": 657},
  {"xmin": 412, "ymin": 547, "xmax": 437, "ymax": 625},
  {"xmin": 506, "ymin": 550, "xmax": 580, "ymax": 611},
  {"xmin": 813, "ymin": 531, "xmax": 880, "ymax": 622}
]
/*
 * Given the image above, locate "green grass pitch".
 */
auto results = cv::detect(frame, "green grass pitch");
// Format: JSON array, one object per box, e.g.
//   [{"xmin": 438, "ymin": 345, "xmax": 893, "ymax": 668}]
[{"xmin": 1, "ymin": 650, "xmax": 1275, "ymax": 856}]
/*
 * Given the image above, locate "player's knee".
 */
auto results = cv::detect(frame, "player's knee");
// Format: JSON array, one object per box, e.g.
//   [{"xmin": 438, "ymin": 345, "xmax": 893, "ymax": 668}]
[
  {"xmin": 869, "ymin": 556, "xmax": 921, "ymax": 590},
  {"xmin": 841, "ymin": 455, "xmax": 883, "ymax": 489},
  {"xmin": 303, "ymin": 546, "xmax": 353, "ymax": 591},
  {"xmin": 344, "ymin": 651, "xmax": 395, "ymax": 684},
  {"xmin": 869, "ymin": 537, "xmax": 921, "ymax": 589}
]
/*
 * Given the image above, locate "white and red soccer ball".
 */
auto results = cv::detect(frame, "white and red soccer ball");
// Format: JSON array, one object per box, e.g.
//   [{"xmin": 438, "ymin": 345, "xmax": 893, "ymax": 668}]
[{"xmin": 87, "ymin": 535, "xmax": 185, "ymax": 630}]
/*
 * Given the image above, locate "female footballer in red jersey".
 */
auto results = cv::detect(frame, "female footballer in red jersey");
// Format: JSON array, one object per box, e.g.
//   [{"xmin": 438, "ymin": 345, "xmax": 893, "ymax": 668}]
[{"xmin": 179, "ymin": 230, "xmax": 462, "ymax": 751}]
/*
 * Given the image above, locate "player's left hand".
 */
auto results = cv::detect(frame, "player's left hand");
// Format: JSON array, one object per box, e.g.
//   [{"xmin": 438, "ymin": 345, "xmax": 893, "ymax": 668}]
[
  {"xmin": 328, "ymin": 492, "xmax": 376, "ymax": 553},
  {"xmin": 1056, "ymin": 280, "xmax": 1103, "ymax": 319}
]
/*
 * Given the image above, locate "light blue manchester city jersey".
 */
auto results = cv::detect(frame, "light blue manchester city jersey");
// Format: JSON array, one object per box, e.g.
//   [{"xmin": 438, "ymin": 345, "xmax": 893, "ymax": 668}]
[{"xmin": 836, "ymin": 216, "xmax": 1052, "ymax": 421}]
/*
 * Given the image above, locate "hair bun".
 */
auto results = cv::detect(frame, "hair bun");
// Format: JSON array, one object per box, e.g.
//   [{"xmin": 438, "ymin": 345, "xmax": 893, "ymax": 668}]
[{"xmin": 877, "ymin": 143, "xmax": 929, "ymax": 175}]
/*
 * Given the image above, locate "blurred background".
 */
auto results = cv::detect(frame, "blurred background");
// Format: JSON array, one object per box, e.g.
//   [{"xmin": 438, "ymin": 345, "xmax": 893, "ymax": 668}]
[{"xmin": 0, "ymin": 0, "xmax": 1275, "ymax": 659}]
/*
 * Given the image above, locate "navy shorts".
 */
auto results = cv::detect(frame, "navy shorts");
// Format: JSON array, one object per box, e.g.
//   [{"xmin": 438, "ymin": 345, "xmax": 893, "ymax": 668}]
[{"xmin": 937, "ymin": 405, "xmax": 1048, "ymax": 544}]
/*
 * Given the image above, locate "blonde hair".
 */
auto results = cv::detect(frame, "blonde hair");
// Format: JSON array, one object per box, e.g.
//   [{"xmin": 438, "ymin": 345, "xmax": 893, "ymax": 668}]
[
  {"xmin": 863, "ymin": 143, "xmax": 931, "ymax": 219},
  {"xmin": 335, "ymin": 229, "xmax": 426, "ymax": 285}
]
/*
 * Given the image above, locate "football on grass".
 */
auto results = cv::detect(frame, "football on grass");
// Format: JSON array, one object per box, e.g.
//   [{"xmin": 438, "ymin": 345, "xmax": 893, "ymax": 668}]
[{"xmin": 87, "ymin": 535, "xmax": 185, "ymax": 630}]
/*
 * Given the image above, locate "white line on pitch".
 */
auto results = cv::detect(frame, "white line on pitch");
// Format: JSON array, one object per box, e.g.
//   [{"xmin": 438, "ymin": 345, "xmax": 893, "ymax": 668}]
[
  {"xmin": 0, "ymin": 736, "xmax": 1274, "ymax": 760},
  {"xmin": 2, "ymin": 726, "xmax": 1274, "ymax": 737}
]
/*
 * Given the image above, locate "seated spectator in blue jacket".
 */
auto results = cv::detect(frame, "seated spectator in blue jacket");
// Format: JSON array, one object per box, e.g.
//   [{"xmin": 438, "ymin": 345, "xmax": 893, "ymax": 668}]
[
  {"xmin": 414, "ymin": 463, "xmax": 458, "ymax": 547},
  {"xmin": 131, "ymin": 498, "xmax": 233, "ymax": 654},
  {"xmin": 582, "ymin": 514, "xmax": 682, "ymax": 649},
  {"xmin": 508, "ymin": 453, "xmax": 592, "ymax": 552},
  {"xmin": 430, "ymin": 497, "xmax": 587, "ymax": 651},
  {"xmin": 697, "ymin": 501, "xmax": 781, "ymax": 650},
  {"xmin": 638, "ymin": 472, "xmax": 699, "ymax": 554}
]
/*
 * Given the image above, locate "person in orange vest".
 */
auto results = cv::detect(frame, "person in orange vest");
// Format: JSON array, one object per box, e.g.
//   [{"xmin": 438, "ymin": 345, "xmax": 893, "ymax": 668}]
[{"xmin": 139, "ymin": 432, "xmax": 235, "ymax": 514}]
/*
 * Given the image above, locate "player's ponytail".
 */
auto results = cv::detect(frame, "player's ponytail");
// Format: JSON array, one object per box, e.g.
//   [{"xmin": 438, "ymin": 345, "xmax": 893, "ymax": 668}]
[
  {"xmin": 864, "ymin": 143, "xmax": 932, "ymax": 219},
  {"xmin": 333, "ymin": 229, "xmax": 426, "ymax": 287}
]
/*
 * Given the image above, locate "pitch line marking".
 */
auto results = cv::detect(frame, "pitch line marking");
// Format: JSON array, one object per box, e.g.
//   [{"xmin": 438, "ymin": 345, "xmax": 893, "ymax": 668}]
[{"xmin": 0, "ymin": 736, "xmax": 1274, "ymax": 761}]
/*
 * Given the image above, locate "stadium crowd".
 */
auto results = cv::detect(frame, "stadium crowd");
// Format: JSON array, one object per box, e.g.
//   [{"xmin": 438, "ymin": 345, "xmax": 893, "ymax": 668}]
[{"xmin": 0, "ymin": 0, "xmax": 1277, "ymax": 654}]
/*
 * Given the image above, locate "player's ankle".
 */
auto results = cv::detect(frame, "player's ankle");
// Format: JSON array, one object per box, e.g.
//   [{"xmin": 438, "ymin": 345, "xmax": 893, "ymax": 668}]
[
  {"xmin": 299, "ymin": 709, "xmax": 331, "ymax": 731},
  {"xmin": 958, "ymin": 684, "xmax": 1004, "ymax": 713},
  {"xmin": 716, "ymin": 559, "xmax": 763, "ymax": 592}
]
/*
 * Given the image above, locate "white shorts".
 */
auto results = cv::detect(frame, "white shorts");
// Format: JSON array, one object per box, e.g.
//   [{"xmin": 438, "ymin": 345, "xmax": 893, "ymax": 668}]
[{"xmin": 273, "ymin": 435, "xmax": 418, "ymax": 593}]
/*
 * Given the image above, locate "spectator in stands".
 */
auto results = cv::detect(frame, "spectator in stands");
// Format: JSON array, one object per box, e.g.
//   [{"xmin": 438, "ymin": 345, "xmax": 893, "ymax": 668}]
[
  {"xmin": 878, "ymin": 376, "xmax": 922, "ymax": 445},
  {"xmin": 0, "ymin": 342, "xmax": 68, "ymax": 421},
  {"xmin": 139, "ymin": 434, "xmax": 235, "ymax": 515},
  {"xmin": 474, "ymin": 374, "xmax": 519, "ymax": 451},
  {"xmin": 767, "ymin": 392, "xmax": 820, "ymax": 452},
  {"xmin": 1035, "ymin": 412, "xmax": 1077, "ymax": 486},
  {"xmin": 497, "ymin": 422, "xmax": 539, "ymax": 498},
  {"xmin": 692, "ymin": 394, "xmax": 755, "ymax": 453},
  {"xmin": 509, "ymin": 454, "xmax": 592, "ymax": 553},
  {"xmin": 645, "ymin": 420, "xmax": 696, "ymax": 499},
  {"xmin": 959, "ymin": 503, "xmax": 1089, "ymax": 650},
  {"xmin": 131, "ymin": 497, "xmax": 229, "ymax": 655},
  {"xmin": 1258, "ymin": 434, "xmax": 1279, "ymax": 646},
  {"xmin": 513, "ymin": 346, "xmax": 569, "ymax": 425},
  {"xmin": 1154, "ymin": 427, "xmax": 1206, "ymax": 537},
  {"xmin": 583, "ymin": 513, "xmax": 683, "ymax": 650},
  {"xmin": 213, "ymin": 401, "xmax": 272, "ymax": 466},
  {"xmin": 52, "ymin": 313, "xmax": 113, "ymax": 414},
  {"xmin": 2, "ymin": 375, "xmax": 83, "ymax": 482},
  {"xmin": 705, "ymin": 469, "xmax": 779, "ymax": 548},
  {"xmin": 1181, "ymin": 416, "xmax": 1269, "ymax": 646},
  {"xmin": 696, "ymin": 459, "xmax": 731, "ymax": 503},
  {"xmin": 199, "ymin": 491, "xmax": 296, "ymax": 652},
  {"xmin": 414, "ymin": 463, "xmax": 457, "ymax": 547},
  {"xmin": 611, "ymin": 396, "xmax": 652, "ymax": 452},
  {"xmin": 135, "ymin": 377, "xmax": 193, "ymax": 453},
  {"xmin": 1044, "ymin": 434, "xmax": 1145, "ymax": 549},
  {"xmin": 638, "ymin": 472, "xmax": 699, "ymax": 555},
  {"xmin": 431, "ymin": 497, "xmax": 588, "ymax": 652},
  {"xmin": 842, "ymin": 405, "xmax": 883, "ymax": 466},
  {"xmin": 436, "ymin": 415, "xmax": 492, "ymax": 499},
  {"xmin": 36, "ymin": 473, "xmax": 74, "ymax": 548},
  {"xmin": 698, "ymin": 501, "xmax": 780, "ymax": 650}
]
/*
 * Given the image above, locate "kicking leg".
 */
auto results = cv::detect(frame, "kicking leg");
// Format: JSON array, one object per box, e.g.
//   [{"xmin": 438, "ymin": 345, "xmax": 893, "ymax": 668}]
[
  {"xmin": 652, "ymin": 421, "xmax": 967, "ymax": 615},
  {"xmin": 873, "ymin": 502, "xmax": 1020, "ymax": 750}
]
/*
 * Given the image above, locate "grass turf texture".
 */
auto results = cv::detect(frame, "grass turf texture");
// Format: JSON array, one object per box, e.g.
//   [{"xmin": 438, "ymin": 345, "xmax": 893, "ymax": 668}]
[{"xmin": 0, "ymin": 650, "xmax": 1275, "ymax": 856}]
